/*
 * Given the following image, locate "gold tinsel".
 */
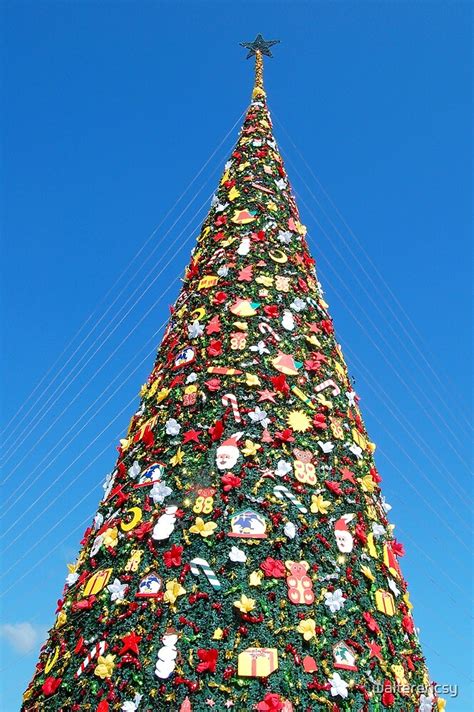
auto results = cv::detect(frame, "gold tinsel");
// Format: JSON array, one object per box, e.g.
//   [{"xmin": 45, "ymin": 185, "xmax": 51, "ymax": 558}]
[{"xmin": 252, "ymin": 50, "xmax": 266, "ymax": 98}]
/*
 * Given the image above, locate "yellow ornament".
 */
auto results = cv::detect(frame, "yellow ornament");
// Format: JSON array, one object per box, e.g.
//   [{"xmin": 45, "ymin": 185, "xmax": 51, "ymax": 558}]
[
  {"xmin": 358, "ymin": 474, "xmax": 377, "ymax": 493},
  {"xmin": 310, "ymin": 494, "xmax": 331, "ymax": 515},
  {"xmin": 163, "ymin": 579, "xmax": 186, "ymax": 605},
  {"xmin": 360, "ymin": 565, "xmax": 375, "ymax": 582},
  {"xmin": 102, "ymin": 527, "xmax": 118, "ymax": 548},
  {"xmin": 242, "ymin": 440, "xmax": 261, "ymax": 457},
  {"xmin": 228, "ymin": 186, "xmax": 240, "ymax": 201},
  {"xmin": 255, "ymin": 274, "xmax": 274, "ymax": 287},
  {"xmin": 287, "ymin": 410, "xmax": 312, "ymax": 432},
  {"xmin": 94, "ymin": 654, "xmax": 116, "ymax": 679},
  {"xmin": 238, "ymin": 647, "xmax": 278, "ymax": 677},
  {"xmin": 268, "ymin": 249, "xmax": 288, "ymax": 264},
  {"xmin": 120, "ymin": 507, "xmax": 142, "ymax": 532},
  {"xmin": 249, "ymin": 570, "xmax": 264, "ymax": 587},
  {"xmin": 212, "ymin": 628, "xmax": 224, "ymax": 640},
  {"xmin": 245, "ymin": 373, "xmax": 261, "ymax": 387},
  {"xmin": 170, "ymin": 447, "xmax": 184, "ymax": 467},
  {"xmin": 297, "ymin": 618, "xmax": 316, "ymax": 641},
  {"xmin": 82, "ymin": 568, "xmax": 113, "ymax": 597},
  {"xmin": 233, "ymin": 594, "xmax": 256, "ymax": 614},
  {"xmin": 198, "ymin": 275, "xmax": 219, "ymax": 290},
  {"xmin": 366, "ymin": 532, "xmax": 378, "ymax": 558},
  {"xmin": 55, "ymin": 610, "xmax": 67, "ymax": 628},
  {"xmin": 44, "ymin": 646, "xmax": 60, "ymax": 674},
  {"xmin": 374, "ymin": 589, "xmax": 396, "ymax": 616},
  {"xmin": 189, "ymin": 517, "xmax": 217, "ymax": 538}
]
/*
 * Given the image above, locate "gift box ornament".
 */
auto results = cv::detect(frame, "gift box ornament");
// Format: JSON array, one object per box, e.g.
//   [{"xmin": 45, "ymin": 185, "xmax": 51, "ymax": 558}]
[
  {"xmin": 375, "ymin": 588, "xmax": 396, "ymax": 616},
  {"xmin": 238, "ymin": 647, "xmax": 278, "ymax": 677},
  {"xmin": 198, "ymin": 275, "xmax": 219, "ymax": 290},
  {"xmin": 81, "ymin": 568, "xmax": 112, "ymax": 597}
]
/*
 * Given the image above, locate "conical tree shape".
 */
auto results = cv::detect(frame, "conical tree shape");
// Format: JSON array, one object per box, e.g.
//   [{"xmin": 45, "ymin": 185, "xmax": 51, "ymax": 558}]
[{"xmin": 23, "ymin": 48, "xmax": 434, "ymax": 712}]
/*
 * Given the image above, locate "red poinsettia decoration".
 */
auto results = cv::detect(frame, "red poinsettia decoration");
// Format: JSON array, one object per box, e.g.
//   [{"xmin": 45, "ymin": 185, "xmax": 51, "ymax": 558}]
[
  {"xmin": 256, "ymin": 692, "xmax": 284, "ymax": 711},
  {"xmin": 209, "ymin": 420, "xmax": 224, "ymax": 441},
  {"xmin": 196, "ymin": 648, "xmax": 218, "ymax": 673},
  {"xmin": 273, "ymin": 428, "xmax": 295, "ymax": 444},
  {"xmin": 213, "ymin": 291, "xmax": 228, "ymax": 305},
  {"xmin": 263, "ymin": 304, "xmax": 279, "ymax": 318},
  {"xmin": 260, "ymin": 557, "xmax": 286, "ymax": 578},
  {"xmin": 313, "ymin": 413, "xmax": 327, "ymax": 430},
  {"xmin": 163, "ymin": 544, "xmax": 183, "ymax": 567},
  {"xmin": 204, "ymin": 378, "xmax": 221, "ymax": 391},
  {"xmin": 270, "ymin": 374, "xmax": 289, "ymax": 395},
  {"xmin": 207, "ymin": 340, "xmax": 223, "ymax": 357},
  {"xmin": 221, "ymin": 473, "xmax": 242, "ymax": 492},
  {"xmin": 381, "ymin": 679, "xmax": 395, "ymax": 707}
]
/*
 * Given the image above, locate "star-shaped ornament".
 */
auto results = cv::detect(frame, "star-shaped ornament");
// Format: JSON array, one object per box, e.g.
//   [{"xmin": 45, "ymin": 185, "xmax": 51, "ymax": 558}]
[
  {"xmin": 258, "ymin": 389, "xmax": 277, "ymax": 403},
  {"xmin": 183, "ymin": 429, "xmax": 202, "ymax": 444},
  {"xmin": 367, "ymin": 640, "xmax": 383, "ymax": 660},
  {"xmin": 240, "ymin": 34, "xmax": 280, "ymax": 59},
  {"xmin": 119, "ymin": 631, "xmax": 142, "ymax": 656},
  {"xmin": 340, "ymin": 467, "xmax": 356, "ymax": 484}
]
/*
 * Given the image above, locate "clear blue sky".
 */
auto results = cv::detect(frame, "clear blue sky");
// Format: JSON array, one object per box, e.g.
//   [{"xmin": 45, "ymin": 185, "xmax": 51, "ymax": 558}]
[{"xmin": 1, "ymin": 1, "xmax": 472, "ymax": 710}]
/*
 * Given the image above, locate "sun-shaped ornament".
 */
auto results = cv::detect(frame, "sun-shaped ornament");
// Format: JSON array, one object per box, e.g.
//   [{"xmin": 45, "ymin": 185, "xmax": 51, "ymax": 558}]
[{"xmin": 287, "ymin": 410, "xmax": 312, "ymax": 432}]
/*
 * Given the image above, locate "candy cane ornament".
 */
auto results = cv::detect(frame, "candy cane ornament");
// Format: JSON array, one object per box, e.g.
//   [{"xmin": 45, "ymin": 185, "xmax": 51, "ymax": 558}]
[
  {"xmin": 75, "ymin": 640, "xmax": 107, "ymax": 677},
  {"xmin": 222, "ymin": 393, "xmax": 242, "ymax": 423},
  {"xmin": 258, "ymin": 322, "xmax": 281, "ymax": 343},
  {"xmin": 273, "ymin": 485, "xmax": 308, "ymax": 514},
  {"xmin": 315, "ymin": 379, "xmax": 340, "ymax": 397},
  {"xmin": 190, "ymin": 557, "xmax": 222, "ymax": 590},
  {"xmin": 208, "ymin": 247, "xmax": 226, "ymax": 266}
]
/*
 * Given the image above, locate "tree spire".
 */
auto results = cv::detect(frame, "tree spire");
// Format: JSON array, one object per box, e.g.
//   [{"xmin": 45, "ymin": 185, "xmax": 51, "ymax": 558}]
[{"xmin": 240, "ymin": 33, "xmax": 280, "ymax": 97}]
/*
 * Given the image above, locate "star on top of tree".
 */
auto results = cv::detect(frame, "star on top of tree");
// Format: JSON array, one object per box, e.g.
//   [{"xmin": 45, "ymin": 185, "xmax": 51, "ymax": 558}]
[{"xmin": 240, "ymin": 34, "xmax": 280, "ymax": 59}]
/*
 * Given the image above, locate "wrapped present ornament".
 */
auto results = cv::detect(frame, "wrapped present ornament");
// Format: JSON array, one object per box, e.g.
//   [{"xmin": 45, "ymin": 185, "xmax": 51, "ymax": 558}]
[
  {"xmin": 375, "ymin": 588, "xmax": 396, "ymax": 616},
  {"xmin": 238, "ymin": 647, "xmax": 278, "ymax": 677}
]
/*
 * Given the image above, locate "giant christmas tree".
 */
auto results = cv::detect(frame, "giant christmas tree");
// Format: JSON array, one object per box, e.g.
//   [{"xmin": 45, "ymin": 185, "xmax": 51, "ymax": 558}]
[{"xmin": 23, "ymin": 37, "xmax": 438, "ymax": 712}]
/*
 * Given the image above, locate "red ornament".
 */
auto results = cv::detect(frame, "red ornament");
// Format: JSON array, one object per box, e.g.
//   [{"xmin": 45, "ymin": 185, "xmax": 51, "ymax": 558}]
[
  {"xmin": 163, "ymin": 545, "xmax": 184, "ymax": 567},
  {"xmin": 256, "ymin": 692, "xmax": 284, "ymax": 711},
  {"xmin": 196, "ymin": 648, "xmax": 218, "ymax": 674},
  {"xmin": 260, "ymin": 557, "xmax": 286, "ymax": 579},
  {"xmin": 381, "ymin": 679, "xmax": 395, "ymax": 707},
  {"xmin": 41, "ymin": 676, "xmax": 61, "ymax": 697},
  {"xmin": 119, "ymin": 631, "xmax": 142, "ymax": 656}
]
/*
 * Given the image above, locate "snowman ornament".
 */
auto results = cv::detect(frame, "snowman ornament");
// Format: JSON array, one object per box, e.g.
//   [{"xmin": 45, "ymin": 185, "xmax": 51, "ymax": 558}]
[
  {"xmin": 152, "ymin": 505, "xmax": 178, "ymax": 541},
  {"xmin": 155, "ymin": 629, "xmax": 179, "ymax": 679}
]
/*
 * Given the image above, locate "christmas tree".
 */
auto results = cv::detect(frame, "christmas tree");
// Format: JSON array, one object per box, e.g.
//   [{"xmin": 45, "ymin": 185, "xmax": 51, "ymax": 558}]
[{"xmin": 23, "ymin": 36, "xmax": 438, "ymax": 712}]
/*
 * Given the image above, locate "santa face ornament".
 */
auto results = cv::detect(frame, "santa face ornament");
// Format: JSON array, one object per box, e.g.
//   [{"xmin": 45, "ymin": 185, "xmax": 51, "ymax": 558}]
[
  {"xmin": 334, "ymin": 515, "xmax": 354, "ymax": 553},
  {"xmin": 215, "ymin": 434, "xmax": 242, "ymax": 470}
]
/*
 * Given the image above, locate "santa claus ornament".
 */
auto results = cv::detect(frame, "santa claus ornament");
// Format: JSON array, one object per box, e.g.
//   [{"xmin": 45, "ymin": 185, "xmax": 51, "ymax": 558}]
[
  {"xmin": 334, "ymin": 514, "xmax": 355, "ymax": 553},
  {"xmin": 215, "ymin": 433, "xmax": 243, "ymax": 470}
]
